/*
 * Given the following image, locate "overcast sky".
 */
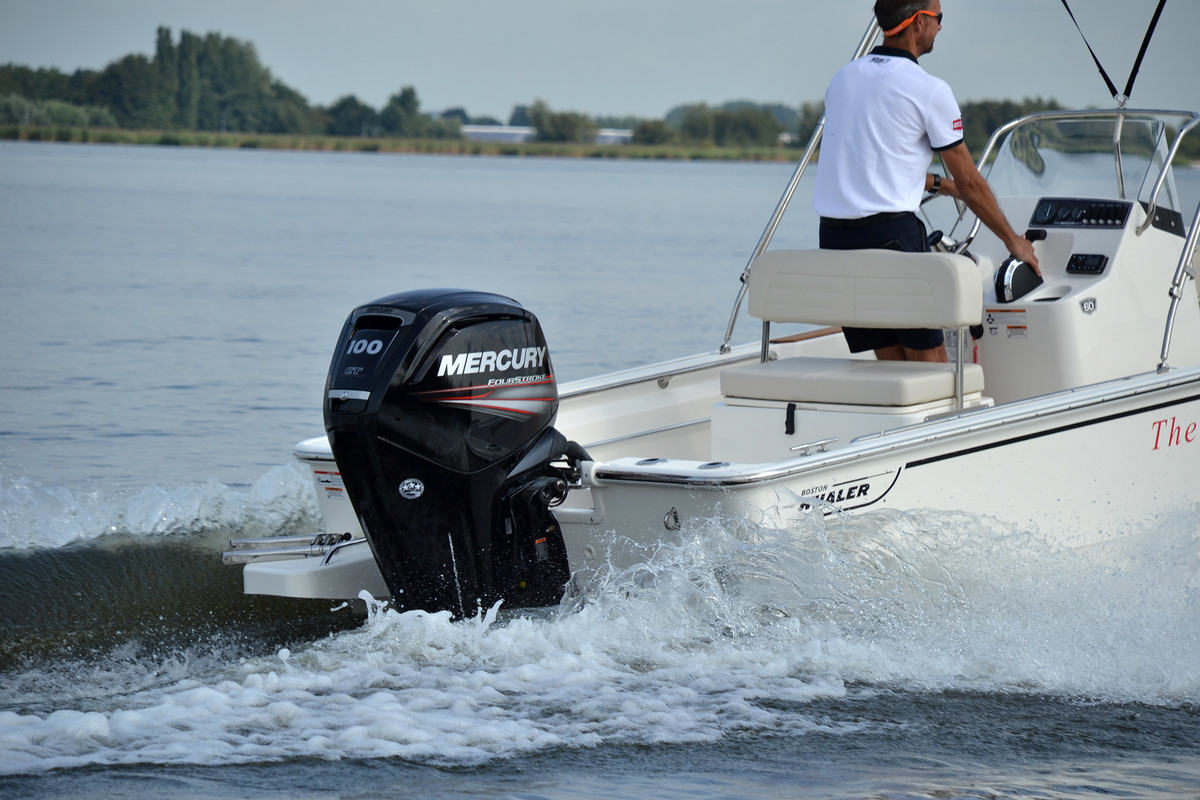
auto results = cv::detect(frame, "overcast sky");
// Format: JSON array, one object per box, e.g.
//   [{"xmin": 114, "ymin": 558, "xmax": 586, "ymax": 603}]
[{"xmin": 1, "ymin": 1, "xmax": 1196, "ymax": 121}]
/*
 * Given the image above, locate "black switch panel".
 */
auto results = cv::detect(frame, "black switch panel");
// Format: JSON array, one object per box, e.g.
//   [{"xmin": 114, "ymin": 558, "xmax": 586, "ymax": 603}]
[{"xmin": 1066, "ymin": 253, "xmax": 1109, "ymax": 275}]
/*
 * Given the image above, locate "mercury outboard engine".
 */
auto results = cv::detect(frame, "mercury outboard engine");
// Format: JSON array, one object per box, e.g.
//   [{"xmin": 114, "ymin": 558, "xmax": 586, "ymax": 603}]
[{"xmin": 324, "ymin": 289, "xmax": 582, "ymax": 616}]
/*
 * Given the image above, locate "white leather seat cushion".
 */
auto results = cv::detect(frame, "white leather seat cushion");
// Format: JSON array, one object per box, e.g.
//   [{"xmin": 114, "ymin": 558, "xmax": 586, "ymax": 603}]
[{"xmin": 749, "ymin": 249, "xmax": 983, "ymax": 329}]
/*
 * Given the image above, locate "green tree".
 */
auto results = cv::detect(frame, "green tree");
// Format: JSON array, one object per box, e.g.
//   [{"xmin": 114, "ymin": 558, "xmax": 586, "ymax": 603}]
[
  {"xmin": 326, "ymin": 94, "xmax": 377, "ymax": 137},
  {"xmin": 632, "ymin": 119, "xmax": 672, "ymax": 145},
  {"xmin": 427, "ymin": 117, "xmax": 463, "ymax": 139},
  {"xmin": 379, "ymin": 86, "xmax": 420, "ymax": 135},
  {"xmin": 266, "ymin": 81, "xmax": 319, "ymax": 134},
  {"xmin": 194, "ymin": 32, "xmax": 278, "ymax": 132},
  {"xmin": 66, "ymin": 68, "xmax": 101, "ymax": 106},
  {"xmin": 175, "ymin": 31, "xmax": 201, "ymax": 129},
  {"xmin": 596, "ymin": 114, "xmax": 641, "ymax": 130},
  {"xmin": 793, "ymin": 101, "xmax": 824, "ymax": 147},
  {"xmin": 155, "ymin": 26, "xmax": 178, "ymax": 100},
  {"xmin": 0, "ymin": 94, "xmax": 116, "ymax": 127},
  {"xmin": 528, "ymin": 99, "xmax": 598, "ymax": 143},
  {"xmin": 716, "ymin": 100, "xmax": 796, "ymax": 131},
  {"xmin": 712, "ymin": 106, "xmax": 782, "ymax": 147},
  {"xmin": 91, "ymin": 54, "xmax": 173, "ymax": 129},
  {"xmin": 0, "ymin": 64, "xmax": 72, "ymax": 101},
  {"xmin": 677, "ymin": 103, "xmax": 714, "ymax": 144},
  {"xmin": 373, "ymin": 87, "xmax": 462, "ymax": 139},
  {"xmin": 508, "ymin": 105, "xmax": 531, "ymax": 127}
]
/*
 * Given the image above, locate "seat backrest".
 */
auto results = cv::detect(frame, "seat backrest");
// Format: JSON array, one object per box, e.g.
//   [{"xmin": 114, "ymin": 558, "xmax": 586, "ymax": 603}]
[{"xmin": 748, "ymin": 249, "xmax": 983, "ymax": 329}]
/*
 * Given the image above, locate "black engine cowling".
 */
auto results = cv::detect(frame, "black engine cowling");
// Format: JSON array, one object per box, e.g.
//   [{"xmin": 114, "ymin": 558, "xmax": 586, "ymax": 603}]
[{"xmin": 323, "ymin": 289, "xmax": 577, "ymax": 616}]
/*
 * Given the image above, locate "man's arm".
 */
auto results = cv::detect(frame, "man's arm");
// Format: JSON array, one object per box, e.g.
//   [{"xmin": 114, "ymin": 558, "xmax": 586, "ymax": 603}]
[{"xmin": 934, "ymin": 143, "xmax": 1040, "ymax": 273}]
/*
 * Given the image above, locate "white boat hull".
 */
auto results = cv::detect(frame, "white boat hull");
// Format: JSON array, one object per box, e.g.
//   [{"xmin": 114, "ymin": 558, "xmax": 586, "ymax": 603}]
[{"xmin": 557, "ymin": 367, "xmax": 1200, "ymax": 580}]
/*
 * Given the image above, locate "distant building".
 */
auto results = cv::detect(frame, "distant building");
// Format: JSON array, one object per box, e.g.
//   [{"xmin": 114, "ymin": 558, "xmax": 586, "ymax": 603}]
[
  {"xmin": 595, "ymin": 128, "xmax": 634, "ymax": 145},
  {"xmin": 461, "ymin": 125, "xmax": 536, "ymax": 143},
  {"xmin": 461, "ymin": 125, "xmax": 633, "ymax": 145}
]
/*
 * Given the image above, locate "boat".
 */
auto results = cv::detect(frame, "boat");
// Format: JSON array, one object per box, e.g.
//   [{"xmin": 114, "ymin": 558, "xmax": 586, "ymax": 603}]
[{"xmin": 224, "ymin": 13, "xmax": 1200, "ymax": 617}]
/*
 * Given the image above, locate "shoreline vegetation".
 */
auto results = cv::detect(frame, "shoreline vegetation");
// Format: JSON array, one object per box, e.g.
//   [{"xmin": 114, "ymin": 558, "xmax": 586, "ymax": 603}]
[
  {"xmin": 0, "ymin": 124, "xmax": 796, "ymax": 161},
  {"xmin": 5, "ymin": 25, "xmax": 1198, "ymax": 165},
  {"xmin": 9, "ymin": 126, "xmax": 1200, "ymax": 169},
  {"xmin": 9, "ymin": 124, "xmax": 1200, "ymax": 170}
]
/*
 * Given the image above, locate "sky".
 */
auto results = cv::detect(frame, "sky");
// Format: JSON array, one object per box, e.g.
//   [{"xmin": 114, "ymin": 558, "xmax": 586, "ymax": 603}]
[{"xmin": 1, "ymin": 0, "xmax": 1197, "ymax": 122}]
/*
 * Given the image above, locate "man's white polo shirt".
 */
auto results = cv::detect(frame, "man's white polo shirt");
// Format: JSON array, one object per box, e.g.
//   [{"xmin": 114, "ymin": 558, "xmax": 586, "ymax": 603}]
[{"xmin": 814, "ymin": 46, "xmax": 963, "ymax": 220}]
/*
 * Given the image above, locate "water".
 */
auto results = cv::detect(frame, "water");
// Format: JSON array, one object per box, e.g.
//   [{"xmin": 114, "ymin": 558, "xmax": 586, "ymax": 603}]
[{"xmin": 1, "ymin": 141, "xmax": 1199, "ymax": 798}]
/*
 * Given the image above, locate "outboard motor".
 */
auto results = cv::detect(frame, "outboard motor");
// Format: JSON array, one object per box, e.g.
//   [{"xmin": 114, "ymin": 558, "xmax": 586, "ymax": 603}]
[{"xmin": 324, "ymin": 289, "xmax": 581, "ymax": 616}]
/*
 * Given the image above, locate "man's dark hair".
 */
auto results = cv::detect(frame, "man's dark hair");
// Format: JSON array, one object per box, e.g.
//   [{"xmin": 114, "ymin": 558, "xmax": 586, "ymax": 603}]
[{"xmin": 874, "ymin": 0, "xmax": 932, "ymax": 32}]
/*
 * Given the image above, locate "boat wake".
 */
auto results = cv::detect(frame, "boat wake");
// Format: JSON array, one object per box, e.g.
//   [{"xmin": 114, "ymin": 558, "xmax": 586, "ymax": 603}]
[
  {"xmin": 570, "ymin": 501, "xmax": 1200, "ymax": 701},
  {"xmin": 1, "ymin": 492, "xmax": 1196, "ymax": 775},
  {"xmin": 0, "ymin": 465, "xmax": 319, "ymax": 551},
  {"xmin": 0, "ymin": 465, "xmax": 358, "ymax": 678}
]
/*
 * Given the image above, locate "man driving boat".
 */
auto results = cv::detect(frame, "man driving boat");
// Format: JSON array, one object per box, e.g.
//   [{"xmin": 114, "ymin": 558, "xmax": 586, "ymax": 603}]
[{"xmin": 814, "ymin": 0, "xmax": 1040, "ymax": 363}]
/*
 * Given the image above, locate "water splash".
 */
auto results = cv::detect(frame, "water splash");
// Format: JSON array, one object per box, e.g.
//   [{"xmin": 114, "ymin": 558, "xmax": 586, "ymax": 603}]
[
  {"xmin": 0, "ymin": 464, "xmax": 353, "ymax": 675},
  {"xmin": 0, "ymin": 464, "xmax": 319, "ymax": 551},
  {"xmin": 1, "ymin": 502, "xmax": 1196, "ymax": 775}
]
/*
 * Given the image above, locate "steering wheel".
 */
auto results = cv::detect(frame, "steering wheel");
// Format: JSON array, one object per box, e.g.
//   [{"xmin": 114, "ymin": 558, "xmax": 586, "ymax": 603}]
[{"xmin": 920, "ymin": 182, "xmax": 970, "ymax": 252}]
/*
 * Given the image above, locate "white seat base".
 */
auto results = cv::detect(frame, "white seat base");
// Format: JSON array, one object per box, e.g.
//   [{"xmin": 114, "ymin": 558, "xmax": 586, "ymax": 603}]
[{"xmin": 711, "ymin": 392, "xmax": 990, "ymax": 464}]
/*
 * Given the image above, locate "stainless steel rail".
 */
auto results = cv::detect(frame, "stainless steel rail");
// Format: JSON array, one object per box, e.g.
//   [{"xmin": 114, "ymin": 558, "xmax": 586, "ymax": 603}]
[
  {"xmin": 1114, "ymin": 112, "xmax": 1128, "ymax": 200},
  {"xmin": 1159, "ymin": 198, "xmax": 1200, "ymax": 371},
  {"xmin": 953, "ymin": 108, "xmax": 1200, "ymax": 252},
  {"xmin": 1136, "ymin": 111, "xmax": 1200, "ymax": 235},
  {"xmin": 221, "ymin": 531, "xmax": 353, "ymax": 565},
  {"xmin": 718, "ymin": 15, "xmax": 881, "ymax": 353}
]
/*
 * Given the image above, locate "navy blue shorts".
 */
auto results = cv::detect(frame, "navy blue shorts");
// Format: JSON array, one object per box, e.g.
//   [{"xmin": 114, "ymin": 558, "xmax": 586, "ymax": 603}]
[{"xmin": 818, "ymin": 212, "xmax": 944, "ymax": 354}]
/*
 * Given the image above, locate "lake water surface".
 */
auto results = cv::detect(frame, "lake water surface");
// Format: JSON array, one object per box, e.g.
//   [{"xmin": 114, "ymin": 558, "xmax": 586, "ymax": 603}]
[{"xmin": 1, "ymin": 141, "xmax": 1198, "ymax": 799}]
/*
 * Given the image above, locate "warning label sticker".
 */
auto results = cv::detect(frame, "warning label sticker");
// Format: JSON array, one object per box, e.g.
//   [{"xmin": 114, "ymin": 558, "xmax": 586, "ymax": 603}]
[
  {"xmin": 984, "ymin": 308, "xmax": 1029, "ymax": 339},
  {"xmin": 314, "ymin": 470, "xmax": 344, "ymax": 489}
]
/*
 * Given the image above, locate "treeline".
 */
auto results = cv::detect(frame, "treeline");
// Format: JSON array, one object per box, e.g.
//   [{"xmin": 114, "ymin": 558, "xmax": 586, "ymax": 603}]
[
  {"xmin": 631, "ymin": 101, "xmax": 794, "ymax": 147},
  {"xmin": 0, "ymin": 21, "xmax": 801, "ymax": 147},
  {"xmin": 9, "ymin": 26, "xmax": 1194, "ymax": 159},
  {"xmin": 0, "ymin": 27, "xmax": 460, "ymax": 138},
  {"xmin": 0, "ymin": 95, "xmax": 117, "ymax": 129},
  {"xmin": 508, "ymin": 99, "xmax": 793, "ymax": 147}
]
